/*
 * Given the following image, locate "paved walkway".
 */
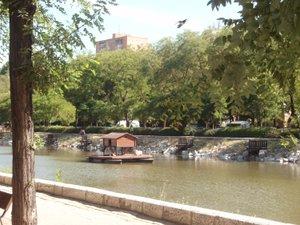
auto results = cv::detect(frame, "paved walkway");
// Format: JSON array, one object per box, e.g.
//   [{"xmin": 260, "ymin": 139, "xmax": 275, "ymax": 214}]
[{"xmin": 0, "ymin": 185, "xmax": 174, "ymax": 225}]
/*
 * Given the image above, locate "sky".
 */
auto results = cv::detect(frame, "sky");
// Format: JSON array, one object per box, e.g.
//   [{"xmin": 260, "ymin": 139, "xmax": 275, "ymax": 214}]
[
  {"xmin": 0, "ymin": 0, "xmax": 241, "ymax": 66},
  {"xmin": 82, "ymin": 0, "xmax": 241, "ymax": 53}
]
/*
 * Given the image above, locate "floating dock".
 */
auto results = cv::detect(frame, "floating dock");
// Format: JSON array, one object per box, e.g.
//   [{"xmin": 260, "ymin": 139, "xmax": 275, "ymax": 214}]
[{"xmin": 88, "ymin": 154, "xmax": 154, "ymax": 164}]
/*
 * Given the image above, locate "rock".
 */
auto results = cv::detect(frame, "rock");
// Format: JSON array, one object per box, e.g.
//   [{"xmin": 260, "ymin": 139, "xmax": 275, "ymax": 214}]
[
  {"xmin": 288, "ymin": 156, "xmax": 298, "ymax": 163},
  {"xmin": 237, "ymin": 155, "xmax": 244, "ymax": 161},
  {"xmin": 242, "ymin": 151, "xmax": 249, "ymax": 157},
  {"xmin": 275, "ymin": 153, "xmax": 282, "ymax": 161},
  {"xmin": 181, "ymin": 150, "xmax": 188, "ymax": 155},
  {"xmin": 264, "ymin": 157, "xmax": 275, "ymax": 162},
  {"xmin": 242, "ymin": 151, "xmax": 249, "ymax": 160},
  {"xmin": 219, "ymin": 153, "xmax": 233, "ymax": 161},
  {"xmin": 259, "ymin": 149, "xmax": 266, "ymax": 158}
]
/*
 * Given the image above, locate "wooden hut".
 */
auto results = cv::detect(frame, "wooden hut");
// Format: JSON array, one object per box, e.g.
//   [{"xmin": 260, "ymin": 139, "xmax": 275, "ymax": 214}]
[
  {"xmin": 102, "ymin": 132, "xmax": 137, "ymax": 155},
  {"xmin": 88, "ymin": 132, "xmax": 153, "ymax": 164}
]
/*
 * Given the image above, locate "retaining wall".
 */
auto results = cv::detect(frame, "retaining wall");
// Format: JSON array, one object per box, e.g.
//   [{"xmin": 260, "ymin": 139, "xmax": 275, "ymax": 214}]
[{"xmin": 0, "ymin": 172, "xmax": 293, "ymax": 225}]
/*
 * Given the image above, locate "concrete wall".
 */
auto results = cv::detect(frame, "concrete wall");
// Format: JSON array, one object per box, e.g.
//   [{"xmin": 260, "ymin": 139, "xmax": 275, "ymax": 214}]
[{"xmin": 0, "ymin": 172, "xmax": 293, "ymax": 225}]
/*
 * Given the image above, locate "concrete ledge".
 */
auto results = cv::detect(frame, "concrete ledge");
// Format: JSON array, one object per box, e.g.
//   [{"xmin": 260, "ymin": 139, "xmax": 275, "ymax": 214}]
[
  {"xmin": 61, "ymin": 183, "xmax": 87, "ymax": 201},
  {"xmin": 162, "ymin": 203, "xmax": 191, "ymax": 225},
  {"xmin": 36, "ymin": 179, "xmax": 55, "ymax": 194},
  {"xmin": 120, "ymin": 198, "xmax": 143, "ymax": 213},
  {"xmin": 85, "ymin": 188, "xmax": 105, "ymax": 205},
  {"xmin": 143, "ymin": 201, "xmax": 164, "ymax": 220},
  {"xmin": 0, "ymin": 172, "xmax": 294, "ymax": 225}
]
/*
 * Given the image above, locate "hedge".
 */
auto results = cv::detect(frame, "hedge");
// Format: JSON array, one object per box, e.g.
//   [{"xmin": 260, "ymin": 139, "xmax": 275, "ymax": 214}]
[
  {"xmin": 34, "ymin": 126, "xmax": 182, "ymax": 136},
  {"xmin": 34, "ymin": 126, "xmax": 300, "ymax": 138}
]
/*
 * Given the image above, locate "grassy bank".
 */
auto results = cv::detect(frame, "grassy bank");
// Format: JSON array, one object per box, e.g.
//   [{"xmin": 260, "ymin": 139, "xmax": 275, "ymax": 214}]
[{"xmin": 34, "ymin": 126, "xmax": 300, "ymax": 138}]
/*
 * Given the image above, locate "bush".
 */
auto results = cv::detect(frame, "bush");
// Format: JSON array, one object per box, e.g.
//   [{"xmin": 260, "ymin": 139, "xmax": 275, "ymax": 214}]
[
  {"xmin": 35, "ymin": 126, "xmax": 182, "ymax": 136},
  {"xmin": 158, "ymin": 127, "xmax": 182, "ymax": 136},
  {"xmin": 193, "ymin": 127, "xmax": 283, "ymax": 138},
  {"xmin": 35, "ymin": 126, "xmax": 80, "ymax": 133},
  {"xmin": 279, "ymin": 134, "xmax": 299, "ymax": 151},
  {"xmin": 34, "ymin": 125, "xmax": 300, "ymax": 138}
]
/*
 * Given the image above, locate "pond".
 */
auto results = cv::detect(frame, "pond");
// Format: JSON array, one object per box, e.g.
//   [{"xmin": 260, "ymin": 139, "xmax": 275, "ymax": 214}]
[{"xmin": 0, "ymin": 146, "xmax": 299, "ymax": 224}]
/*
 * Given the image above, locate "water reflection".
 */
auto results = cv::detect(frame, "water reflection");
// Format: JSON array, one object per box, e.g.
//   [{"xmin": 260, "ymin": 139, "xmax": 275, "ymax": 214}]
[{"xmin": 0, "ymin": 146, "xmax": 299, "ymax": 224}]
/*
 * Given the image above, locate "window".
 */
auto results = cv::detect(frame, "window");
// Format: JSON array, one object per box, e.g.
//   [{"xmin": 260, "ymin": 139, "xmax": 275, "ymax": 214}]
[
  {"xmin": 99, "ymin": 42, "xmax": 106, "ymax": 50},
  {"xmin": 115, "ymin": 39, "xmax": 123, "ymax": 49}
]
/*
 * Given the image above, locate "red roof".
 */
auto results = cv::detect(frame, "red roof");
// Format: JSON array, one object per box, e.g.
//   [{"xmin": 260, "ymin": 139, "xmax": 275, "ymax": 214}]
[{"xmin": 101, "ymin": 132, "xmax": 136, "ymax": 140}]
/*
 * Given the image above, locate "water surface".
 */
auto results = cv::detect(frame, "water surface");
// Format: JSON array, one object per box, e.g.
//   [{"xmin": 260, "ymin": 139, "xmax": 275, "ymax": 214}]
[{"xmin": 0, "ymin": 146, "xmax": 299, "ymax": 224}]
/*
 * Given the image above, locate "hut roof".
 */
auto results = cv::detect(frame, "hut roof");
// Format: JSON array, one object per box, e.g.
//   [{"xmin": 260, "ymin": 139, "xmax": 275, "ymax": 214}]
[{"xmin": 101, "ymin": 132, "xmax": 136, "ymax": 140}]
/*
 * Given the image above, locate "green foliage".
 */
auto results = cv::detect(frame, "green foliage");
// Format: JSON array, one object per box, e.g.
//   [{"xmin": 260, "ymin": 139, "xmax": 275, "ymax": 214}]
[
  {"xmin": 147, "ymin": 31, "xmax": 215, "ymax": 129},
  {"xmin": 240, "ymin": 73, "xmax": 284, "ymax": 126},
  {"xmin": 209, "ymin": 0, "xmax": 300, "ymax": 41},
  {"xmin": 55, "ymin": 169, "xmax": 63, "ymax": 182},
  {"xmin": 208, "ymin": 0, "xmax": 300, "ymax": 127},
  {"xmin": 33, "ymin": 134, "xmax": 45, "ymax": 149},
  {"xmin": 184, "ymin": 125, "xmax": 198, "ymax": 136},
  {"xmin": 34, "ymin": 125, "xmax": 300, "ymax": 138},
  {"xmin": 280, "ymin": 134, "xmax": 299, "ymax": 151},
  {"xmin": 0, "ymin": 74, "xmax": 10, "ymax": 123},
  {"xmin": 34, "ymin": 125, "xmax": 183, "ymax": 136},
  {"xmin": 1, "ymin": 0, "xmax": 117, "ymax": 92},
  {"xmin": 33, "ymin": 90, "xmax": 76, "ymax": 126},
  {"xmin": 198, "ymin": 127, "xmax": 279, "ymax": 138},
  {"xmin": 1, "ymin": 25, "xmax": 299, "ymax": 130},
  {"xmin": 0, "ymin": 95, "xmax": 10, "ymax": 123},
  {"xmin": 35, "ymin": 126, "xmax": 80, "ymax": 133},
  {"xmin": 64, "ymin": 49, "xmax": 156, "ymax": 126}
]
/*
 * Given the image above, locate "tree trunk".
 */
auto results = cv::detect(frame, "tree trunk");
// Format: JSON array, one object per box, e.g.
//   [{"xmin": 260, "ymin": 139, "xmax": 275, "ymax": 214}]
[
  {"xmin": 287, "ymin": 93, "xmax": 296, "ymax": 127},
  {"xmin": 163, "ymin": 118, "xmax": 167, "ymax": 128},
  {"xmin": 125, "ymin": 112, "xmax": 130, "ymax": 127},
  {"xmin": 9, "ymin": 1, "xmax": 37, "ymax": 225}
]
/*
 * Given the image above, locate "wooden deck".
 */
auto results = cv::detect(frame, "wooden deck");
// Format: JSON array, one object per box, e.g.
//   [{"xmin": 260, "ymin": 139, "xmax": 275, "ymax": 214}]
[
  {"xmin": 247, "ymin": 140, "xmax": 268, "ymax": 156},
  {"xmin": 88, "ymin": 154, "xmax": 154, "ymax": 164}
]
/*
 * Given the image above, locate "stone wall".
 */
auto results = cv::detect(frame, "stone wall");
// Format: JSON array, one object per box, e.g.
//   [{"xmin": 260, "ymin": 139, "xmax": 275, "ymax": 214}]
[
  {"xmin": 0, "ymin": 172, "xmax": 293, "ymax": 225},
  {"xmin": 3, "ymin": 133, "xmax": 299, "ymax": 163}
]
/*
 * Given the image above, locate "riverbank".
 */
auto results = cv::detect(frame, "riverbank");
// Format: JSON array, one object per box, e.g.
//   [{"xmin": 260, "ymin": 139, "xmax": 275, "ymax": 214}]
[
  {"xmin": 0, "ymin": 173, "xmax": 295, "ymax": 225},
  {"xmin": 41, "ymin": 132, "xmax": 300, "ymax": 164},
  {"xmin": 1, "ymin": 132, "xmax": 299, "ymax": 164}
]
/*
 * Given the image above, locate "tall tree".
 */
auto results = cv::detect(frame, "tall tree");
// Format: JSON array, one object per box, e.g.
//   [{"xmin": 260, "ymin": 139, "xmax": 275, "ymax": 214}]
[
  {"xmin": 208, "ymin": 0, "xmax": 300, "ymax": 124},
  {"xmin": 0, "ymin": 0, "xmax": 115, "ymax": 224},
  {"xmin": 65, "ymin": 49, "xmax": 153, "ymax": 127},
  {"xmin": 149, "ymin": 32, "xmax": 209, "ymax": 129},
  {"xmin": 9, "ymin": 2, "xmax": 37, "ymax": 224}
]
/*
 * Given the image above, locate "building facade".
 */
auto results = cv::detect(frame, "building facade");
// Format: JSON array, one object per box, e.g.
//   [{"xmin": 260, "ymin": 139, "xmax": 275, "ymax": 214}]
[{"xmin": 96, "ymin": 33, "xmax": 148, "ymax": 53}]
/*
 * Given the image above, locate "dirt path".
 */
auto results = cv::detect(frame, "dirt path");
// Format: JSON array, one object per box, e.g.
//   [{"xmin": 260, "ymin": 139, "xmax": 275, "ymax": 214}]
[{"xmin": 0, "ymin": 185, "xmax": 174, "ymax": 225}]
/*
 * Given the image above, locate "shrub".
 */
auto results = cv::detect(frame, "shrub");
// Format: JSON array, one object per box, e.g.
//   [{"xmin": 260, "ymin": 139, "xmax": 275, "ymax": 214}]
[
  {"xmin": 35, "ymin": 126, "xmax": 80, "ymax": 133},
  {"xmin": 55, "ymin": 169, "xmax": 63, "ymax": 182},
  {"xmin": 34, "ymin": 125, "xmax": 300, "ymax": 138},
  {"xmin": 158, "ymin": 127, "xmax": 182, "ymax": 136},
  {"xmin": 33, "ymin": 134, "xmax": 45, "ymax": 149},
  {"xmin": 279, "ymin": 134, "xmax": 299, "ymax": 151}
]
